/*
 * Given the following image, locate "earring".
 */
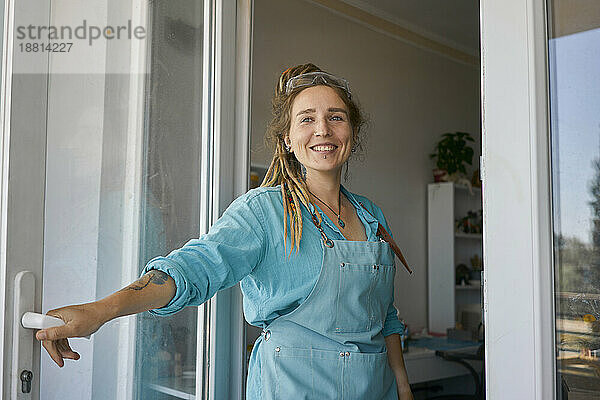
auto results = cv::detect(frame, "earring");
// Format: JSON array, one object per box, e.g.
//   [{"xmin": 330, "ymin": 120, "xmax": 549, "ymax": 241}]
[{"xmin": 300, "ymin": 164, "xmax": 307, "ymax": 180}]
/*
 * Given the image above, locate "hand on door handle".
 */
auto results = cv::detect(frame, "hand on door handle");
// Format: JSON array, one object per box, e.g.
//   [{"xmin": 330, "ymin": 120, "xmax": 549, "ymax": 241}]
[
  {"xmin": 22, "ymin": 313, "xmax": 91, "ymax": 339},
  {"xmin": 34, "ymin": 270, "xmax": 176, "ymax": 367},
  {"xmin": 33, "ymin": 303, "xmax": 107, "ymax": 367}
]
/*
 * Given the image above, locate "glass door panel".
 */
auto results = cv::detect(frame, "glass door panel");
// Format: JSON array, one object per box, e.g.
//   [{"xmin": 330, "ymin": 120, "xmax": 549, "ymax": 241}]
[
  {"xmin": 38, "ymin": 0, "xmax": 205, "ymax": 399},
  {"xmin": 548, "ymin": 1, "xmax": 600, "ymax": 397},
  {"xmin": 135, "ymin": 0, "xmax": 203, "ymax": 398}
]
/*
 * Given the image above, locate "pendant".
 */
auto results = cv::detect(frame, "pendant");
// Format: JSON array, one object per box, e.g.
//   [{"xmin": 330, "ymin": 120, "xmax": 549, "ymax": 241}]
[{"xmin": 338, "ymin": 216, "xmax": 345, "ymax": 228}]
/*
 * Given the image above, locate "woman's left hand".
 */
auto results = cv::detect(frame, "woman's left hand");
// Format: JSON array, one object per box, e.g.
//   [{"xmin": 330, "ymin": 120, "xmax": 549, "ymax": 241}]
[
  {"xmin": 397, "ymin": 385, "xmax": 414, "ymax": 400},
  {"xmin": 385, "ymin": 333, "xmax": 413, "ymax": 399}
]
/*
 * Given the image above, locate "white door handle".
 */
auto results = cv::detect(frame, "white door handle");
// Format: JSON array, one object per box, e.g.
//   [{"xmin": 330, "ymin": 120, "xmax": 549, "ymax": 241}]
[
  {"xmin": 12, "ymin": 271, "xmax": 35, "ymax": 400},
  {"xmin": 21, "ymin": 312, "xmax": 91, "ymax": 339},
  {"xmin": 21, "ymin": 312, "xmax": 64, "ymax": 330},
  {"xmin": 12, "ymin": 273, "xmax": 94, "ymax": 399}
]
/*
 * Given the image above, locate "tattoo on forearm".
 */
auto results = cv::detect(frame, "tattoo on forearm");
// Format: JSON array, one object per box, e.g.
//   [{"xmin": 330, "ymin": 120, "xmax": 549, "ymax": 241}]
[{"xmin": 119, "ymin": 271, "xmax": 169, "ymax": 292}]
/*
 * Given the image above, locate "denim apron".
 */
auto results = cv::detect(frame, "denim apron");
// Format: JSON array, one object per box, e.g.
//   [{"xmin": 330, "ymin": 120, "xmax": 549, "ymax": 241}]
[{"xmin": 256, "ymin": 212, "xmax": 398, "ymax": 399}]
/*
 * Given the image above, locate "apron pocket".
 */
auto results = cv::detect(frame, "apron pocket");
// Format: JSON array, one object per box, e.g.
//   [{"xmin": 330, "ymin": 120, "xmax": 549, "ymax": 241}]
[
  {"xmin": 334, "ymin": 263, "xmax": 375, "ymax": 333},
  {"xmin": 274, "ymin": 346, "xmax": 342, "ymax": 400},
  {"xmin": 334, "ymin": 263, "xmax": 394, "ymax": 333},
  {"xmin": 343, "ymin": 350, "xmax": 397, "ymax": 400}
]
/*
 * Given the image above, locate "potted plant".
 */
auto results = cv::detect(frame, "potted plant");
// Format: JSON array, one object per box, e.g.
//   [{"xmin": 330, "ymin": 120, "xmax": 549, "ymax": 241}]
[{"xmin": 429, "ymin": 131, "xmax": 475, "ymax": 182}]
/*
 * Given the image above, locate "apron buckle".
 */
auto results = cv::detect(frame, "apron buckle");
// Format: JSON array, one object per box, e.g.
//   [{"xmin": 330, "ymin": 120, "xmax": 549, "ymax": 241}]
[{"xmin": 261, "ymin": 329, "xmax": 271, "ymax": 341}]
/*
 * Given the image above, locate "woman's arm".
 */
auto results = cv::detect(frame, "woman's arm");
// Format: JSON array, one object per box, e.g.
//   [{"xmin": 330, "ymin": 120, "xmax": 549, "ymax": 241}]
[
  {"xmin": 37, "ymin": 191, "xmax": 268, "ymax": 367},
  {"xmin": 36, "ymin": 270, "xmax": 176, "ymax": 367},
  {"xmin": 385, "ymin": 333, "xmax": 414, "ymax": 400},
  {"xmin": 99, "ymin": 270, "xmax": 177, "ymax": 319}
]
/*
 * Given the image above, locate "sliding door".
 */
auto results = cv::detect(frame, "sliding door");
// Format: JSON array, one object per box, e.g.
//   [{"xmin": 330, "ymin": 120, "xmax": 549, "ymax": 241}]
[
  {"xmin": 547, "ymin": 1, "xmax": 600, "ymax": 398},
  {"xmin": 0, "ymin": 0, "xmax": 251, "ymax": 399},
  {"xmin": 481, "ymin": 0, "xmax": 555, "ymax": 398}
]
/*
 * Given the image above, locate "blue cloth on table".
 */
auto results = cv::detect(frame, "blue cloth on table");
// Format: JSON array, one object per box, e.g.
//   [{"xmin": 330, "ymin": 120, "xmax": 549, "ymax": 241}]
[{"xmin": 410, "ymin": 337, "xmax": 482, "ymax": 351}]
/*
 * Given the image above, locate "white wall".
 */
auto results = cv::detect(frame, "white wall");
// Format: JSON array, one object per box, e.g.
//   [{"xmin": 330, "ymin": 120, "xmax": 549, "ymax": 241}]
[{"xmin": 250, "ymin": 0, "xmax": 481, "ymax": 331}]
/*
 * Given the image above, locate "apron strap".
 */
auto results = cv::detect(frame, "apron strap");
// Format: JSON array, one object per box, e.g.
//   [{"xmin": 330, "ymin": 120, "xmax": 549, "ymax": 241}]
[{"xmin": 359, "ymin": 202, "xmax": 413, "ymax": 275}]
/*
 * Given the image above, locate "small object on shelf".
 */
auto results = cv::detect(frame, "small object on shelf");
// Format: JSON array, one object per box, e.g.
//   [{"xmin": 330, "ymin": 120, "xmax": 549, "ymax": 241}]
[
  {"xmin": 456, "ymin": 263, "xmax": 470, "ymax": 286},
  {"xmin": 470, "ymin": 254, "xmax": 482, "ymax": 269},
  {"xmin": 455, "ymin": 209, "xmax": 483, "ymax": 234},
  {"xmin": 469, "ymin": 254, "xmax": 483, "ymax": 280}
]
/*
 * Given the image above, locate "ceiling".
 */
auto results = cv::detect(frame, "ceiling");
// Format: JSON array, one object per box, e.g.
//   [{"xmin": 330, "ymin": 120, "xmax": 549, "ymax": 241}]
[{"xmin": 340, "ymin": 0, "xmax": 480, "ymax": 55}]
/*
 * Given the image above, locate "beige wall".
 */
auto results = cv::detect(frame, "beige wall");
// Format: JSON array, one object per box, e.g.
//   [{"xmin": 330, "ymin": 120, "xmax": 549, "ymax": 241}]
[
  {"xmin": 250, "ymin": 0, "xmax": 481, "ymax": 332},
  {"xmin": 550, "ymin": 0, "xmax": 600, "ymax": 38}
]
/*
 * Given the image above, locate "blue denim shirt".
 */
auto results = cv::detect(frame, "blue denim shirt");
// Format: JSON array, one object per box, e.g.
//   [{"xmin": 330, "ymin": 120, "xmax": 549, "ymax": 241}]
[{"xmin": 142, "ymin": 185, "xmax": 404, "ymax": 337}]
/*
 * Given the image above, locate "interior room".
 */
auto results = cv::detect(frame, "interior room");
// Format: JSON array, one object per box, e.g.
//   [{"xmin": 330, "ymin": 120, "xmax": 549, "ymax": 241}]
[
  {"xmin": 246, "ymin": 0, "xmax": 483, "ymax": 398},
  {"xmin": 2, "ymin": 0, "xmax": 485, "ymax": 398}
]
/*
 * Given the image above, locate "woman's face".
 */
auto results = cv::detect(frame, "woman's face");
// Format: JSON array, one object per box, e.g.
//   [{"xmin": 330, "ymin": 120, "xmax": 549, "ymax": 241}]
[{"xmin": 286, "ymin": 85, "xmax": 353, "ymax": 178}]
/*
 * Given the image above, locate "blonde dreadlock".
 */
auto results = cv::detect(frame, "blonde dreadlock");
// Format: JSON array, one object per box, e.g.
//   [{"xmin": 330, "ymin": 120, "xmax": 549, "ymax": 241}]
[{"xmin": 261, "ymin": 63, "xmax": 365, "ymax": 254}]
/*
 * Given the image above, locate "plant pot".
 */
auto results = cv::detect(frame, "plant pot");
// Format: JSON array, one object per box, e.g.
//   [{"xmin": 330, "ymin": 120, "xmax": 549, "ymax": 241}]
[{"xmin": 433, "ymin": 169, "xmax": 448, "ymax": 182}]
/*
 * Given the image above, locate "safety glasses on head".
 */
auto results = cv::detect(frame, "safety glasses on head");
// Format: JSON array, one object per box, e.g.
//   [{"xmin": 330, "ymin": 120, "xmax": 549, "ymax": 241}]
[{"xmin": 285, "ymin": 72, "xmax": 352, "ymax": 99}]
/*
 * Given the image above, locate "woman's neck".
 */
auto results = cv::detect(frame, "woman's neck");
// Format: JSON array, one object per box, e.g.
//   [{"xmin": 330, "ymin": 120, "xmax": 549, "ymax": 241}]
[{"xmin": 305, "ymin": 171, "xmax": 342, "ymax": 208}]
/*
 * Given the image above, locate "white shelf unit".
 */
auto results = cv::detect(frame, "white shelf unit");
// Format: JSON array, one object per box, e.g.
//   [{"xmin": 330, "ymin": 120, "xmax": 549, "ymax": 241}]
[{"xmin": 427, "ymin": 182, "xmax": 483, "ymax": 335}]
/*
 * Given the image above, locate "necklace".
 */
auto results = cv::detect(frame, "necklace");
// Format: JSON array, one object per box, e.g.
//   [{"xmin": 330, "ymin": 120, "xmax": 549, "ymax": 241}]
[{"xmin": 308, "ymin": 188, "xmax": 345, "ymax": 229}]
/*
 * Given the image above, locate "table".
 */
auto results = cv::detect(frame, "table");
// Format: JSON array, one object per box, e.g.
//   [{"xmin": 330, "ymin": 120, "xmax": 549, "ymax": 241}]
[{"xmin": 404, "ymin": 337, "xmax": 483, "ymax": 384}]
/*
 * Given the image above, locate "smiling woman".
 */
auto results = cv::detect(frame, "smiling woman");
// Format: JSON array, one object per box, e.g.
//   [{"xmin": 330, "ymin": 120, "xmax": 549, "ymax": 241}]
[
  {"xmin": 35, "ymin": 63, "xmax": 412, "ymax": 400},
  {"xmin": 286, "ymin": 86, "xmax": 353, "ymax": 169},
  {"xmin": 262, "ymin": 63, "xmax": 367, "ymax": 250}
]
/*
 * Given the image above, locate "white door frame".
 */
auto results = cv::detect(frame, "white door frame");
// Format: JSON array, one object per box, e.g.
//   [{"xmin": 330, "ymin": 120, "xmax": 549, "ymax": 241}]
[
  {"xmin": 0, "ymin": 0, "xmax": 51, "ymax": 396},
  {"xmin": 481, "ymin": 0, "xmax": 556, "ymax": 398},
  {"xmin": 202, "ymin": 0, "xmax": 253, "ymax": 399}
]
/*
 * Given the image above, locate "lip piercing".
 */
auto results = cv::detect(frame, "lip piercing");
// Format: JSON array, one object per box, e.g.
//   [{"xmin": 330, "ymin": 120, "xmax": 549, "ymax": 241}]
[{"xmin": 323, "ymin": 155, "xmax": 327, "ymax": 159}]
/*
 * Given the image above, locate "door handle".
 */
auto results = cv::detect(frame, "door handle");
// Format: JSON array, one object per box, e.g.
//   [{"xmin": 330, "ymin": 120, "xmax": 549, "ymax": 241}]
[
  {"xmin": 12, "ymin": 271, "xmax": 35, "ymax": 399},
  {"xmin": 12, "ymin": 272, "xmax": 92, "ymax": 399},
  {"xmin": 22, "ymin": 312, "xmax": 65, "ymax": 330},
  {"xmin": 21, "ymin": 312, "xmax": 90, "ymax": 339}
]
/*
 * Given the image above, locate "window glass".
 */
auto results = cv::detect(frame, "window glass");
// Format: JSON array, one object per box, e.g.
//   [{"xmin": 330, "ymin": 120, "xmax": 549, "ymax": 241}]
[
  {"xmin": 39, "ymin": 0, "xmax": 204, "ymax": 398},
  {"xmin": 548, "ymin": 2, "xmax": 600, "ymax": 397},
  {"xmin": 136, "ymin": 0, "xmax": 204, "ymax": 398}
]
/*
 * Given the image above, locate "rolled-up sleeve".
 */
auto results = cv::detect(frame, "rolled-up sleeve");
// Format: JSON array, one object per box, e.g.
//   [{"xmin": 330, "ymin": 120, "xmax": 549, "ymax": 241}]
[
  {"xmin": 373, "ymin": 203, "xmax": 405, "ymax": 337},
  {"xmin": 141, "ymin": 193, "xmax": 267, "ymax": 315},
  {"xmin": 382, "ymin": 301, "xmax": 405, "ymax": 337}
]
